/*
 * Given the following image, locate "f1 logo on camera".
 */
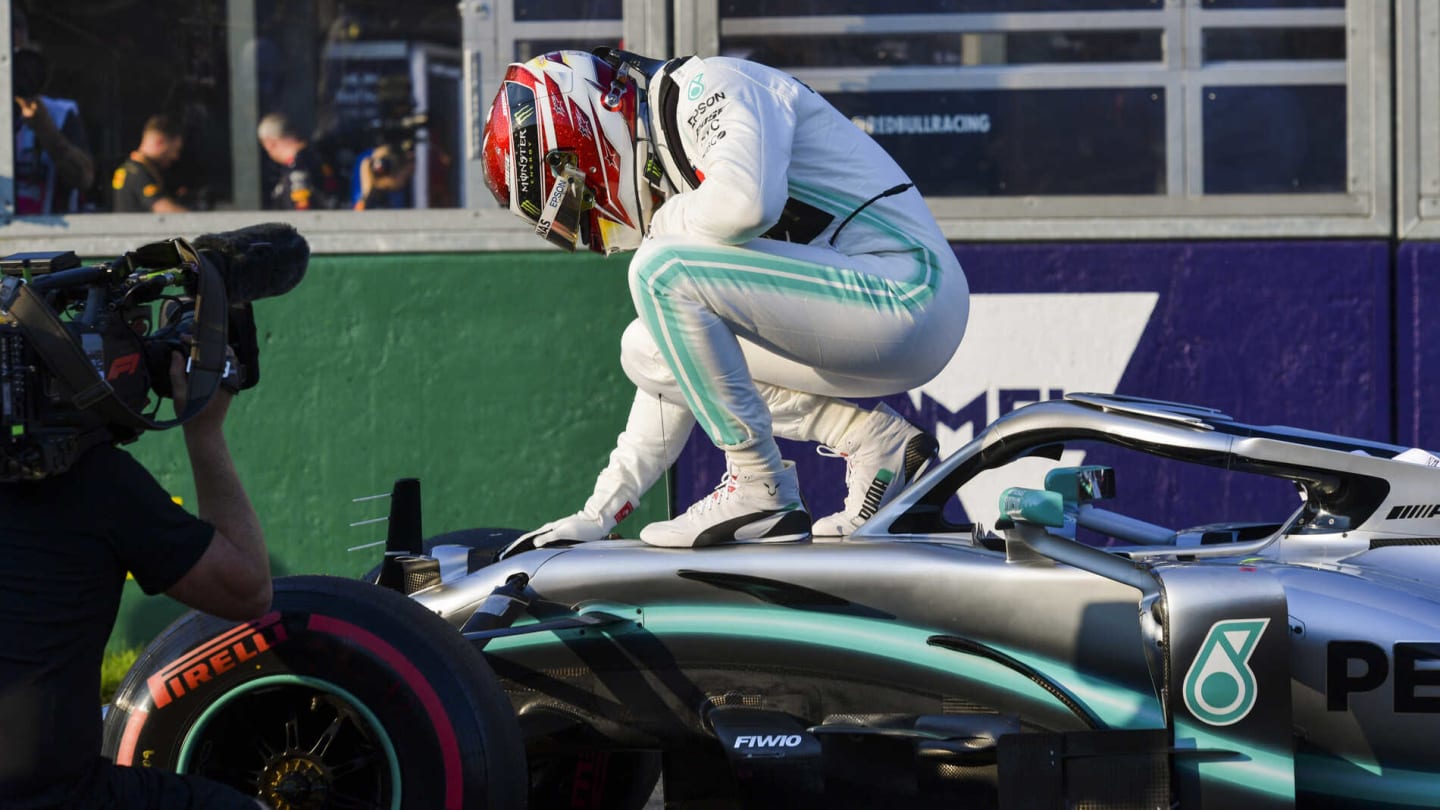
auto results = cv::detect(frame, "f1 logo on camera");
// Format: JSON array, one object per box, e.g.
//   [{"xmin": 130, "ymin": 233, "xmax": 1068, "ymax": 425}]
[{"xmin": 105, "ymin": 352, "xmax": 141, "ymax": 380}]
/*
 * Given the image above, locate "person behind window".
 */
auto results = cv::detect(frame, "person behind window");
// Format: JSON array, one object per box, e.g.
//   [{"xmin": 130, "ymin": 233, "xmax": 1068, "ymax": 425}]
[
  {"xmin": 486, "ymin": 49, "xmax": 969, "ymax": 550},
  {"xmin": 0, "ymin": 358, "xmax": 271, "ymax": 808},
  {"xmin": 12, "ymin": 9, "xmax": 95, "ymax": 215},
  {"xmin": 351, "ymin": 143, "xmax": 414, "ymax": 210},
  {"xmin": 112, "ymin": 114, "xmax": 189, "ymax": 213},
  {"xmin": 256, "ymin": 112, "xmax": 340, "ymax": 210}
]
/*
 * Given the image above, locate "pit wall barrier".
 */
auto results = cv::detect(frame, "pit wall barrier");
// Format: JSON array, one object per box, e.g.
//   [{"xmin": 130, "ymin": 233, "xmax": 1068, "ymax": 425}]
[{"xmin": 112, "ymin": 240, "xmax": 1432, "ymax": 649}]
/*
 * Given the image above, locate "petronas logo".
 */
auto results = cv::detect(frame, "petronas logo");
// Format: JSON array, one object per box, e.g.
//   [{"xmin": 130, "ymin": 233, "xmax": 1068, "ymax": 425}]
[{"xmin": 1182, "ymin": 618, "xmax": 1269, "ymax": 726}]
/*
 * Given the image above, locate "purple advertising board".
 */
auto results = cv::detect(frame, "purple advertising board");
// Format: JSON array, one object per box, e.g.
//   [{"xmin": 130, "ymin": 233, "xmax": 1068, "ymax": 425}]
[
  {"xmin": 1397, "ymin": 241, "xmax": 1440, "ymax": 451},
  {"xmin": 674, "ymin": 240, "xmax": 1391, "ymax": 532}
]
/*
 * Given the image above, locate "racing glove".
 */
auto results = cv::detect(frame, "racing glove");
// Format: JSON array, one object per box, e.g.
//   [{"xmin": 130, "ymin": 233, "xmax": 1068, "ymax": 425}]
[
  {"xmin": 515, "ymin": 496, "xmax": 628, "ymax": 548},
  {"xmin": 510, "ymin": 390, "xmax": 695, "ymax": 554}
]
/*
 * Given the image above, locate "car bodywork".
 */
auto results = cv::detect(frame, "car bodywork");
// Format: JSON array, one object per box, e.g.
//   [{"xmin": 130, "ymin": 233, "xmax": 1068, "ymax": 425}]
[{"xmin": 394, "ymin": 393, "xmax": 1440, "ymax": 809}]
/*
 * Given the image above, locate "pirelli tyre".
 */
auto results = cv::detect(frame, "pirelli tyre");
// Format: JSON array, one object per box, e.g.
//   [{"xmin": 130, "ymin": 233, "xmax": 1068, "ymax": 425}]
[
  {"xmin": 358, "ymin": 528, "xmax": 663, "ymax": 810},
  {"xmin": 100, "ymin": 574, "xmax": 527, "ymax": 810}
]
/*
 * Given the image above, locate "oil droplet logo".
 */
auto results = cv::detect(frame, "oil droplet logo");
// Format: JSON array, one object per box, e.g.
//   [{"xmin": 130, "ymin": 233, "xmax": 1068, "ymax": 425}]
[{"xmin": 1182, "ymin": 618, "xmax": 1269, "ymax": 726}]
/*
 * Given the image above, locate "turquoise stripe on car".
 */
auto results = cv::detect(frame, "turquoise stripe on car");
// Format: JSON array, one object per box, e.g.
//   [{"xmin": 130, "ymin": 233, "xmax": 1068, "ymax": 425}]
[{"xmin": 485, "ymin": 603, "xmax": 1160, "ymax": 730}]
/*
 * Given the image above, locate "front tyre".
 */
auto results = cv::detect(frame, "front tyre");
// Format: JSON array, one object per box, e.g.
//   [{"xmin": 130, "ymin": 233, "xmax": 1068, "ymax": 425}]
[{"xmin": 101, "ymin": 575, "xmax": 527, "ymax": 809}]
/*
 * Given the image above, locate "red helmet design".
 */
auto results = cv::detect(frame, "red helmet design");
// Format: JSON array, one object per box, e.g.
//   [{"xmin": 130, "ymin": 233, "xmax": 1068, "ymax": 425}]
[{"xmin": 482, "ymin": 51, "xmax": 655, "ymax": 254}]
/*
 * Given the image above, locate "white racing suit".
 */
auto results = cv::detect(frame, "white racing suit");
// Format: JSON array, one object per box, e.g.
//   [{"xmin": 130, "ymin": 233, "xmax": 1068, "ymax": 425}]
[{"xmin": 566, "ymin": 55, "xmax": 968, "ymax": 537}]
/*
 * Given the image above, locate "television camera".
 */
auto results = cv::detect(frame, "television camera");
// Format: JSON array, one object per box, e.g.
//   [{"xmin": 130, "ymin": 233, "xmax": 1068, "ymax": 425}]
[{"xmin": 0, "ymin": 224, "xmax": 308, "ymax": 481}]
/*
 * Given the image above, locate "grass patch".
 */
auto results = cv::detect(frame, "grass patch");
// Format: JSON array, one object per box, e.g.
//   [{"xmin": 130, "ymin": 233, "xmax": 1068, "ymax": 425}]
[{"xmin": 101, "ymin": 647, "xmax": 142, "ymax": 704}]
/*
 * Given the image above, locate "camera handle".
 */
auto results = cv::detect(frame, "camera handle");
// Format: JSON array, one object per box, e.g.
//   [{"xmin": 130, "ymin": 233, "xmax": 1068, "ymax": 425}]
[{"xmin": 0, "ymin": 238, "xmax": 229, "ymax": 430}]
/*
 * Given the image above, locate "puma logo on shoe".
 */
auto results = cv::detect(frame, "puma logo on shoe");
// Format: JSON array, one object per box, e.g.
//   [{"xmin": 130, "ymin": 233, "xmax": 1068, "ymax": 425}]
[
  {"xmin": 640, "ymin": 461, "xmax": 810, "ymax": 547},
  {"xmin": 856, "ymin": 469, "xmax": 896, "ymax": 522},
  {"xmin": 695, "ymin": 506, "xmax": 810, "ymax": 547},
  {"xmin": 813, "ymin": 405, "xmax": 940, "ymax": 537}
]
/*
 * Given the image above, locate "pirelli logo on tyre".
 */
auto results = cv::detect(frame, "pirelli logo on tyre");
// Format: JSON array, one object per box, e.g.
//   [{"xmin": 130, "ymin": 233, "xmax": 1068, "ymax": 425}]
[{"xmin": 146, "ymin": 612, "xmax": 287, "ymax": 709}]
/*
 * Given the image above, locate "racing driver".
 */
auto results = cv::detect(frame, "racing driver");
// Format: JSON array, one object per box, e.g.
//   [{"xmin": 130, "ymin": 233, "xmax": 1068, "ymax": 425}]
[{"xmin": 483, "ymin": 48, "xmax": 969, "ymax": 548}]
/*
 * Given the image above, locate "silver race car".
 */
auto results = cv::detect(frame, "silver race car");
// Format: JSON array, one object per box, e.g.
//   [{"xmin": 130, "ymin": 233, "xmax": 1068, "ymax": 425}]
[{"xmin": 103, "ymin": 394, "xmax": 1440, "ymax": 809}]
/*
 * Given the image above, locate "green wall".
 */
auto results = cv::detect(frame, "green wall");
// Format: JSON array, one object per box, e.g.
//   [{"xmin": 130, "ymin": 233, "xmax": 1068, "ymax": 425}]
[{"xmin": 109, "ymin": 250, "xmax": 670, "ymax": 651}]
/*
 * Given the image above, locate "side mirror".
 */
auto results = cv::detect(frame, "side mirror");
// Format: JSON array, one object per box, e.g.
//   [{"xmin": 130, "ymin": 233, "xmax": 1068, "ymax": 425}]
[
  {"xmin": 1044, "ymin": 465, "xmax": 1116, "ymax": 505},
  {"xmin": 999, "ymin": 487, "xmax": 1066, "ymax": 528}
]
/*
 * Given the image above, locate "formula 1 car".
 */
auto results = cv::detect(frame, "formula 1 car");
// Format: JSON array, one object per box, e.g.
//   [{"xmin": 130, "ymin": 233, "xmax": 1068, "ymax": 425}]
[{"xmin": 102, "ymin": 393, "xmax": 1440, "ymax": 809}]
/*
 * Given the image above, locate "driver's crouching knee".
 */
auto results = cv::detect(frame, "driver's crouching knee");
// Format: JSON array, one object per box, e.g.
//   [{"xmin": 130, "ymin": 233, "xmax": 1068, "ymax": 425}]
[
  {"xmin": 627, "ymin": 237, "xmax": 699, "ymax": 304},
  {"xmin": 620, "ymin": 318, "xmax": 679, "ymax": 396}
]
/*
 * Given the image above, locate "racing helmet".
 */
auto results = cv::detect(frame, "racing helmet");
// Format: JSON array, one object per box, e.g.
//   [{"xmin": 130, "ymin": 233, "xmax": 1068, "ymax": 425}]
[{"xmin": 482, "ymin": 50, "xmax": 662, "ymax": 255}]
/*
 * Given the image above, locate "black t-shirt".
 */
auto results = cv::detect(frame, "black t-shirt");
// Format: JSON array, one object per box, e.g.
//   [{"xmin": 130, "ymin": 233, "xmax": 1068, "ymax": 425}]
[
  {"xmin": 0, "ymin": 444, "xmax": 214, "ymax": 805},
  {"xmin": 269, "ymin": 145, "xmax": 339, "ymax": 211},
  {"xmin": 110, "ymin": 153, "xmax": 169, "ymax": 213}
]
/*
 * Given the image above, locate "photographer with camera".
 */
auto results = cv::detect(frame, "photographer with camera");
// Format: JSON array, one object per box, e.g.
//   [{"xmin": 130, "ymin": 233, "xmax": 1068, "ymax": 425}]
[
  {"xmin": 12, "ymin": 9, "xmax": 95, "ymax": 216},
  {"xmin": 0, "ymin": 224, "xmax": 309, "ymax": 808},
  {"xmin": 351, "ymin": 142, "xmax": 414, "ymax": 210}
]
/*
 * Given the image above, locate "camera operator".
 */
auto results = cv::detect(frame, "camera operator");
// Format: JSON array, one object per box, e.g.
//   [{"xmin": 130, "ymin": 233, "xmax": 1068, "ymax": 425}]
[
  {"xmin": 0, "ymin": 354, "xmax": 271, "ymax": 807},
  {"xmin": 12, "ymin": 9, "xmax": 95, "ymax": 216}
]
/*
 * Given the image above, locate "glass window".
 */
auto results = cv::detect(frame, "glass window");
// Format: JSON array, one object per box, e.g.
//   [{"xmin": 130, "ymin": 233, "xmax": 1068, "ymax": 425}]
[
  {"xmin": 2, "ymin": 0, "xmax": 1387, "ymax": 245},
  {"xmin": 503, "ymin": 3, "xmax": 625, "ymax": 113},
  {"xmin": 835, "ymin": 88, "xmax": 1166, "ymax": 196},
  {"xmin": 1202, "ymin": 0, "xmax": 1343, "ymax": 9},
  {"xmin": 723, "ymin": 30, "xmax": 1163, "ymax": 68},
  {"xmin": 514, "ymin": 0, "xmax": 621, "ymax": 22},
  {"xmin": 712, "ymin": 0, "xmax": 1364, "ymax": 214},
  {"xmin": 722, "ymin": 0, "xmax": 1160, "ymax": 16},
  {"xmin": 513, "ymin": 39, "xmax": 620, "ymax": 62},
  {"xmin": 1203, "ymin": 27, "xmax": 1346, "ymax": 62},
  {"xmin": 258, "ymin": 1, "xmax": 462, "ymax": 211},
  {"xmin": 1203, "ymin": 85, "xmax": 1346, "ymax": 193},
  {"xmin": 12, "ymin": 0, "xmax": 462, "ymax": 216},
  {"xmin": 14, "ymin": 2, "xmax": 233, "ymax": 215}
]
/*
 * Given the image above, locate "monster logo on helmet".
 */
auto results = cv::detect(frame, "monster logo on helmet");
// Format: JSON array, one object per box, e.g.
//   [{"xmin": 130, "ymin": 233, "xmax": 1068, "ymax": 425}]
[
  {"xmin": 503, "ymin": 84, "xmax": 542, "ymax": 221},
  {"xmin": 481, "ymin": 49, "xmax": 672, "ymax": 255}
]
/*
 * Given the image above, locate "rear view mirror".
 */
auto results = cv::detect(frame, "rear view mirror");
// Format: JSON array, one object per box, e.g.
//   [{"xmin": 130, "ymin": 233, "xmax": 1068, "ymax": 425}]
[
  {"xmin": 1044, "ymin": 465, "xmax": 1116, "ymax": 505},
  {"xmin": 999, "ymin": 487, "xmax": 1066, "ymax": 528}
]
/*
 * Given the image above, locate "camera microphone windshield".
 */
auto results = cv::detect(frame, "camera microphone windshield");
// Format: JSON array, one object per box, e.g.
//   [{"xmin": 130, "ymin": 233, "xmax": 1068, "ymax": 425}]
[{"xmin": 192, "ymin": 222, "xmax": 310, "ymax": 305}]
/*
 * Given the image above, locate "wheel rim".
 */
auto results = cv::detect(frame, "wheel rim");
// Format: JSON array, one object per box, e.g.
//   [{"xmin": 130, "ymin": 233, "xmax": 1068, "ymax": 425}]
[{"xmin": 177, "ymin": 675, "xmax": 402, "ymax": 810}]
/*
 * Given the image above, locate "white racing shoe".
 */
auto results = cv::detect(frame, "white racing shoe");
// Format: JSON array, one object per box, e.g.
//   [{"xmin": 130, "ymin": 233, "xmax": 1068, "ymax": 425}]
[
  {"xmin": 640, "ymin": 461, "xmax": 811, "ymax": 548},
  {"xmin": 813, "ymin": 403, "xmax": 938, "ymax": 537}
]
